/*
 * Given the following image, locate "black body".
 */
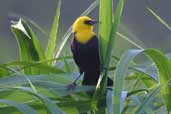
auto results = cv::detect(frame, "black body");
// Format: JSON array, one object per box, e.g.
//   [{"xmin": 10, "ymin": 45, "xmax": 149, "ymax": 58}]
[{"xmin": 71, "ymin": 34, "xmax": 113, "ymax": 86}]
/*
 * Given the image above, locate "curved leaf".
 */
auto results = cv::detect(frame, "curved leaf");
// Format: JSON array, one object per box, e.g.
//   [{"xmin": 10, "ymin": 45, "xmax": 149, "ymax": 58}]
[
  {"xmin": 0, "ymin": 99, "xmax": 38, "ymax": 114},
  {"xmin": 0, "ymin": 87, "xmax": 64, "ymax": 114},
  {"xmin": 113, "ymin": 49, "xmax": 171, "ymax": 113},
  {"xmin": 6, "ymin": 61, "xmax": 64, "ymax": 74},
  {"xmin": 11, "ymin": 19, "xmax": 45, "ymax": 74}
]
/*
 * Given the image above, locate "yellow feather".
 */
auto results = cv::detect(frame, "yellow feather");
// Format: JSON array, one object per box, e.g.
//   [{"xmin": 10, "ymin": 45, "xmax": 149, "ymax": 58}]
[
  {"xmin": 72, "ymin": 16, "xmax": 95, "ymax": 44},
  {"xmin": 75, "ymin": 30, "xmax": 95, "ymax": 44}
]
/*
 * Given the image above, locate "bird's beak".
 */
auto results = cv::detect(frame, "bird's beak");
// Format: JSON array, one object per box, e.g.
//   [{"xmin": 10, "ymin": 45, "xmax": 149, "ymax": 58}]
[
  {"xmin": 91, "ymin": 20, "xmax": 99, "ymax": 25},
  {"xmin": 85, "ymin": 20, "xmax": 99, "ymax": 25}
]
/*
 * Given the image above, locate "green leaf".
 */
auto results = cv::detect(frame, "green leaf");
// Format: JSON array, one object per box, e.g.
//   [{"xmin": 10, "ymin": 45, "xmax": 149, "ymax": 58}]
[
  {"xmin": 113, "ymin": 49, "xmax": 142, "ymax": 114},
  {"xmin": 11, "ymin": 19, "xmax": 45, "ymax": 74},
  {"xmin": 0, "ymin": 66, "xmax": 38, "ymax": 94},
  {"xmin": 98, "ymin": 0, "xmax": 113, "ymax": 64},
  {"xmin": 62, "ymin": 55, "xmax": 71, "ymax": 72},
  {"xmin": 0, "ymin": 65, "xmax": 10, "ymax": 77},
  {"xmin": 0, "ymin": 74, "xmax": 74, "ymax": 86},
  {"xmin": 134, "ymin": 86, "xmax": 161, "ymax": 114},
  {"xmin": 9, "ymin": 12, "xmax": 48, "ymax": 37},
  {"xmin": 144, "ymin": 49, "xmax": 171, "ymax": 113},
  {"xmin": 91, "ymin": 0, "xmax": 125, "ymax": 113},
  {"xmin": 104, "ymin": 0, "xmax": 125, "ymax": 70},
  {"xmin": 57, "ymin": 97, "xmax": 106, "ymax": 114},
  {"xmin": 6, "ymin": 61, "xmax": 64, "ymax": 74},
  {"xmin": 107, "ymin": 90, "xmax": 127, "ymax": 114},
  {"xmin": 0, "ymin": 99, "xmax": 38, "ymax": 114},
  {"xmin": 130, "ymin": 65, "xmax": 158, "ymax": 82},
  {"xmin": 147, "ymin": 7, "xmax": 171, "ymax": 31},
  {"xmin": 0, "ymin": 87, "xmax": 65, "ymax": 114},
  {"xmin": 113, "ymin": 49, "xmax": 171, "ymax": 113},
  {"xmin": 93, "ymin": 0, "xmax": 125, "ymax": 103},
  {"xmin": 45, "ymin": 0, "xmax": 62, "ymax": 63},
  {"xmin": 0, "ymin": 72, "xmax": 95, "ymax": 97}
]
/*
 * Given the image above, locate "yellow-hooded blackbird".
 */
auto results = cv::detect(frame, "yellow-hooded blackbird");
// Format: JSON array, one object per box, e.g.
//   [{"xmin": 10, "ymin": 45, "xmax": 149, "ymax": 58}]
[{"xmin": 68, "ymin": 16, "xmax": 113, "ymax": 89}]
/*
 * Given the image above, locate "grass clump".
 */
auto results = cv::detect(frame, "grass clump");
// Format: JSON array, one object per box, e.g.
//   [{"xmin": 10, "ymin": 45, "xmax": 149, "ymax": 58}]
[{"xmin": 0, "ymin": 0, "xmax": 171, "ymax": 114}]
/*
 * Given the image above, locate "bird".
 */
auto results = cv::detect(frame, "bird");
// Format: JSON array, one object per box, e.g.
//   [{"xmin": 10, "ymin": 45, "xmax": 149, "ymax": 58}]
[{"xmin": 68, "ymin": 16, "xmax": 113, "ymax": 90}]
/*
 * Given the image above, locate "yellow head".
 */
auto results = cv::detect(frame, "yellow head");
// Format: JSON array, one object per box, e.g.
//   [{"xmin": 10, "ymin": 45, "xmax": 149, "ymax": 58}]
[{"xmin": 72, "ymin": 16, "xmax": 98, "ymax": 44}]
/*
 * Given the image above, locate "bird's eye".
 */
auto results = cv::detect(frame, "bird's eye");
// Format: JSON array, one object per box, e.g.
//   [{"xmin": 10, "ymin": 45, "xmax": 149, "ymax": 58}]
[{"xmin": 84, "ymin": 20, "xmax": 94, "ymax": 25}]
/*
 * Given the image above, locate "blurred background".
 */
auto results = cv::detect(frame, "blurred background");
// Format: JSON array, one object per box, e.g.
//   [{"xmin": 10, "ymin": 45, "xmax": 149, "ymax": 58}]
[{"xmin": 0, "ymin": 0, "xmax": 171, "ymax": 62}]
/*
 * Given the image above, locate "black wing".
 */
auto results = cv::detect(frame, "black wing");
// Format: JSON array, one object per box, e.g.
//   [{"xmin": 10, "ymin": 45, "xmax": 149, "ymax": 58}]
[
  {"xmin": 71, "ymin": 35, "xmax": 113, "ymax": 86},
  {"xmin": 70, "ymin": 35, "xmax": 100, "ymax": 74}
]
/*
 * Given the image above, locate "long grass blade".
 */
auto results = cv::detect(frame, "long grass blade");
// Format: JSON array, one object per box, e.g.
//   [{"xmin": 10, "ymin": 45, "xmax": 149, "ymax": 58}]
[
  {"xmin": 1, "ymin": 66, "xmax": 38, "ymax": 94},
  {"xmin": 0, "ymin": 87, "xmax": 65, "ymax": 114},
  {"xmin": 104, "ymin": 0, "xmax": 125, "ymax": 68},
  {"xmin": 116, "ymin": 32, "xmax": 144, "ymax": 49},
  {"xmin": 93, "ymin": 0, "xmax": 125, "ymax": 102},
  {"xmin": 113, "ymin": 48, "xmax": 171, "ymax": 113},
  {"xmin": 45, "ymin": 0, "xmax": 62, "ymax": 63},
  {"xmin": 0, "ymin": 99, "xmax": 38, "ymax": 114},
  {"xmin": 113, "ymin": 49, "xmax": 143, "ymax": 114},
  {"xmin": 92, "ymin": 0, "xmax": 125, "ymax": 113},
  {"xmin": 98, "ymin": 0, "xmax": 113, "ymax": 64},
  {"xmin": 135, "ymin": 86, "xmax": 161, "ymax": 114},
  {"xmin": 6, "ymin": 61, "xmax": 64, "ymax": 74},
  {"xmin": 147, "ymin": 7, "xmax": 171, "ymax": 31}
]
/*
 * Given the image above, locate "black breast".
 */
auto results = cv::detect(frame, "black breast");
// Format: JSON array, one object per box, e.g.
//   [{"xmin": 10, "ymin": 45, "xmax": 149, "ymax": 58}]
[{"xmin": 71, "ymin": 35, "xmax": 101, "ymax": 73}]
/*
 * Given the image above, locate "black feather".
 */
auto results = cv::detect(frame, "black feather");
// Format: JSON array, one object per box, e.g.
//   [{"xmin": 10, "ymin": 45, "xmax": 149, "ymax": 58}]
[{"xmin": 71, "ymin": 35, "xmax": 113, "ymax": 86}]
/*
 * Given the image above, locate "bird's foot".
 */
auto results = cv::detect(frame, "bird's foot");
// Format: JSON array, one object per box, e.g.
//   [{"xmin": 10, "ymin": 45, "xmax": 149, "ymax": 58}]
[{"xmin": 67, "ymin": 82, "xmax": 77, "ymax": 91}]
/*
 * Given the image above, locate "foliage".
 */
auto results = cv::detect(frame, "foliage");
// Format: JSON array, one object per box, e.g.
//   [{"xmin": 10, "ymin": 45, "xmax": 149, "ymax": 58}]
[{"xmin": 0, "ymin": 0, "xmax": 171, "ymax": 114}]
